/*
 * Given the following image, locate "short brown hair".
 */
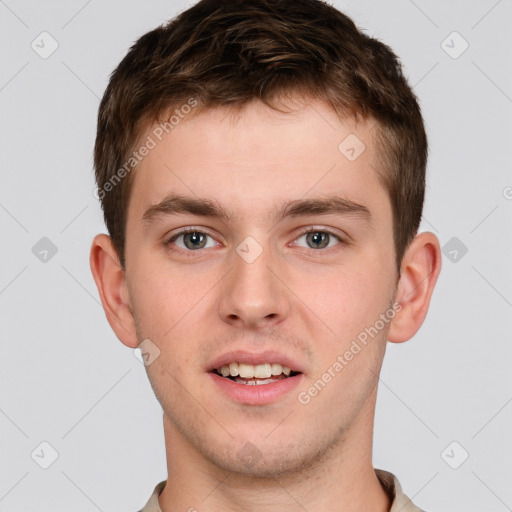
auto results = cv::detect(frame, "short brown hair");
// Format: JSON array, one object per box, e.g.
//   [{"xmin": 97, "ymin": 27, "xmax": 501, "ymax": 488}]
[{"xmin": 94, "ymin": 0, "xmax": 427, "ymax": 270}]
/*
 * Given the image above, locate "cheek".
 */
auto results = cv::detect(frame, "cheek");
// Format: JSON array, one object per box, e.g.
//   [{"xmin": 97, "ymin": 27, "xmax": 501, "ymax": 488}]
[
  {"xmin": 128, "ymin": 259, "xmax": 226, "ymax": 374},
  {"xmin": 295, "ymin": 267, "xmax": 393, "ymax": 412},
  {"xmin": 128, "ymin": 262, "xmax": 201, "ymax": 341},
  {"xmin": 296, "ymin": 264, "xmax": 391, "ymax": 344}
]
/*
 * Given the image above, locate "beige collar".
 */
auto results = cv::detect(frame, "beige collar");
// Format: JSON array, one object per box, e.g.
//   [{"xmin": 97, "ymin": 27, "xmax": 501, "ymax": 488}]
[{"xmin": 139, "ymin": 469, "xmax": 426, "ymax": 512}]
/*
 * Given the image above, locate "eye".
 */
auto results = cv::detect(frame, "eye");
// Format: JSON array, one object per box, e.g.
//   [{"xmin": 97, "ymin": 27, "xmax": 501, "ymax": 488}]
[
  {"xmin": 164, "ymin": 227, "xmax": 345, "ymax": 255},
  {"xmin": 166, "ymin": 229, "xmax": 217, "ymax": 251},
  {"xmin": 293, "ymin": 229, "xmax": 342, "ymax": 250}
]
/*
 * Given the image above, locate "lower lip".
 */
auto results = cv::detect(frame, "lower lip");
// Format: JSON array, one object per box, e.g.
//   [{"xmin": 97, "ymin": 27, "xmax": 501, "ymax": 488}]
[{"xmin": 208, "ymin": 372, "xmax": 303, "ymax": 405}]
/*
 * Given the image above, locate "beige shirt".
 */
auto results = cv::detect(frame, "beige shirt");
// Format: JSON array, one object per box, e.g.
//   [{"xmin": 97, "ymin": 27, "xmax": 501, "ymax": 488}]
[{"xmin": 139, "ymin": 469, "xmax": 426, "ymax": 511}]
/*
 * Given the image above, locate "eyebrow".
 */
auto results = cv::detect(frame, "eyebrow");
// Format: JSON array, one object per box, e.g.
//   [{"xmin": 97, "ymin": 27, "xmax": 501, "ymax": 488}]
[{"xmin": 141, "ymin": 193, "xmax": 371, "ymax": 226}]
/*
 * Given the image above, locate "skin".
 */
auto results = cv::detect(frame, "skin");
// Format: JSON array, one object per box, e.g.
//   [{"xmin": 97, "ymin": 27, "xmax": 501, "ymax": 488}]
[{"xmin": 90, "ymin": 97, "xmax": 441, "ymax": 512}]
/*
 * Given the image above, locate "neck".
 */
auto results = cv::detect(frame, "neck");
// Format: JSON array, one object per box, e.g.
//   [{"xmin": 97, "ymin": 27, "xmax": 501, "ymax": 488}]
[{"xmin": 158, "ymin": 389, "xmax": 390, "ymax": 512}]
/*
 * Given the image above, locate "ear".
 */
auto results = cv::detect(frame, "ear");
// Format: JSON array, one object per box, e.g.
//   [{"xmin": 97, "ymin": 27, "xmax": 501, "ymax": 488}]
[
  {"xmin": 89, "ymin": 234, "xmax": 139, "ymax": 348},
  {"xmin": 387, "ymin": 231, "xmax": 442, "ymax": 343}
]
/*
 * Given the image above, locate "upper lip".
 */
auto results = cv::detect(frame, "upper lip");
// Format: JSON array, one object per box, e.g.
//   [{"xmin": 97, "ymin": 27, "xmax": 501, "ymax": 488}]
[{"xmin": 207, "ymin": 350, "xmax": 305, "ymax": 374}]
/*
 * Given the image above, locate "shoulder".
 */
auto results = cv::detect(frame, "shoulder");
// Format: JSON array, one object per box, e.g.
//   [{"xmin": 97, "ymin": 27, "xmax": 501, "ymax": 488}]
[
  {"xmin": 375, "ymin": 469, "xmax": 428, "ymax": 512},
  {"xmin": 137, "ymin": 480, "xmax": 167, "ymax": 512}
]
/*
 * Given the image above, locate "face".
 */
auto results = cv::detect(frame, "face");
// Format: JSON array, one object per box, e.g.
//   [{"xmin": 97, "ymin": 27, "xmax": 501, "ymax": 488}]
[{"xmin": 123, "ymin": 99, "xmax": 399, "ymax": 476}]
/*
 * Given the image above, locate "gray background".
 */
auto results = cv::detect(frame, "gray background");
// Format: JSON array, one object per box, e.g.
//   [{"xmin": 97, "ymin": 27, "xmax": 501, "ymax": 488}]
[{"xmin": 1, "ymin": 0, "xmax": 511, "ymax": 510}]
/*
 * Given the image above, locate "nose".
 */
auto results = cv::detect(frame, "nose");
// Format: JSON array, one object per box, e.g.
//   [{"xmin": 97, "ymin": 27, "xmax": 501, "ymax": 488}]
[{"xmin": 217, "ymin": 238, "xmax": 291, "ymax": 330}]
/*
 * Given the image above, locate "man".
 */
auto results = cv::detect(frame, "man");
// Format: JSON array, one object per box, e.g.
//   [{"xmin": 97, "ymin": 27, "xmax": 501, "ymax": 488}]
[{"xmin": 89, "ymin": 0, "xmax": 441, "ymax": 510}]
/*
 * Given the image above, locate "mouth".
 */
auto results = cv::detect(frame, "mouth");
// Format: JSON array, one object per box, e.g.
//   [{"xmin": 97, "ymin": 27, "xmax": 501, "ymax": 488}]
[
  {"xmin": 211, "ymin": 362, "xmax": 301, "ymax": 386},
  {"xmin": 207, "ymin": 351, "xmax": 305, "ymax": 404}
]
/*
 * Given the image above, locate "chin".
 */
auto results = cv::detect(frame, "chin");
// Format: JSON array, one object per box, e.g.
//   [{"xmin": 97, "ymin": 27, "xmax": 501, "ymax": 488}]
[{"xmin": 204, "ymin": 435, "xmax": 335, "ymax": 479}]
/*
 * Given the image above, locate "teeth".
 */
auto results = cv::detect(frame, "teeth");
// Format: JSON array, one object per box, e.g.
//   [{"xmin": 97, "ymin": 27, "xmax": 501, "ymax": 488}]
[
  {"xmin": 234, "ymin": 377, "xmax": 279, "ymax": 385},
  {"xmin": 255, "ymin": 378, "xmax": 276, "ymax": 385},
  {"xmin": 271, "ymin": 363, "xmax": 283, "ymax": 376},
  {"xmin": 236, "ymin": 378, "xmax": 256, "ymax": 385},
  {"xmin": 229, "ymin": 362, "xmax": 239, "ymax": 377},
  {"xmin": 238, "ymin": 363, "xmax": 255, "ymax": 378},
  {"xmin": 254, "ymin": 363, "xmax": 272, "ymax": 378},
  {"xmin": 218, "ymin": 362, "xmax": 293, "ymax": 378}
]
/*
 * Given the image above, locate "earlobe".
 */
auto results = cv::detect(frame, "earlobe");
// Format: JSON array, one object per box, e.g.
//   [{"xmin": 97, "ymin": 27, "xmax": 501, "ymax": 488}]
[
  {"xmin": 387, "ymin": 232, "xmax": 442, "ymax": 344},
  {"xmin": 89, "ymin": 234, "xmax": 139, "ymax": 348}
]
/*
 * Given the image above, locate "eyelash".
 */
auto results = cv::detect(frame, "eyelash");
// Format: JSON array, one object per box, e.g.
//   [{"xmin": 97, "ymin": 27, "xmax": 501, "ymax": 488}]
[{"xmin": 164, "ymin": 226, "xmax": 346, "ymax": 257}]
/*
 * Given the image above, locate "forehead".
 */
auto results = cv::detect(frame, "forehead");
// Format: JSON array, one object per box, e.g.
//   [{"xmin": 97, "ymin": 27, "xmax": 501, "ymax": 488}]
[{"xmin": 127, "ymin": 99, "xmax": 388, "ymax": 226}]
